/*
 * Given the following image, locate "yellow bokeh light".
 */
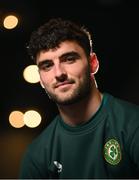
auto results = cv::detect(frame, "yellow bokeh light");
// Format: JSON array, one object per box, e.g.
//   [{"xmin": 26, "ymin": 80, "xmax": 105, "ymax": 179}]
[
  {"xmin": 9, "ymin": 111, "xmax": 25, "ymax": 128},
  {"xmin": 3, "ymin": 15, "xmax": 18, "ymax": 29},
  {"xmin": 24, "ymin": 110, "xmax": 42, "ymax": 128},
  {"xmin": 23, "ymin": 65, "xmax": 40, "ymax": 83}
]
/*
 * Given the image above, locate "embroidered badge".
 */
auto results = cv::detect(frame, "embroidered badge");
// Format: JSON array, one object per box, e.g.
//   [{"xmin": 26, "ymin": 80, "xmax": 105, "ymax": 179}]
[{"xmin": 104, "ymin": 139, "xmax": 121, "ymax": 165}]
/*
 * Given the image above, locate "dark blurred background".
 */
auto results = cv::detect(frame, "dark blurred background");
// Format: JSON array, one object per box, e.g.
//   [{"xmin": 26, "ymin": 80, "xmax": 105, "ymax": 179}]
[{"xmin": 0, "ymin": 0, "xmax": 139, "ymax": 178}]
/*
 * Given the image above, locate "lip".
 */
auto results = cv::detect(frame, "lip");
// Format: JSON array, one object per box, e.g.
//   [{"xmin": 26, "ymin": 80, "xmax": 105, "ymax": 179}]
[{"xmin": 55, "ymin": 81, "xmax": 73, "ymax": 88}]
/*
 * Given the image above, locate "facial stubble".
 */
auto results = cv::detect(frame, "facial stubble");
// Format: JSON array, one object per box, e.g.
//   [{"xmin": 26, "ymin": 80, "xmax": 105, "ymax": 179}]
[{"xmin": 45, "ymin": 66, "xmax": 92, "ymax": 105}]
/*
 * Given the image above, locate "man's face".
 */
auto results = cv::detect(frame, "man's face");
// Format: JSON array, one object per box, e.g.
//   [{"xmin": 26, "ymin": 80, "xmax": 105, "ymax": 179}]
[{"xmin": 37, "ymin": 41, "xmax": 92, "ymax": 105}]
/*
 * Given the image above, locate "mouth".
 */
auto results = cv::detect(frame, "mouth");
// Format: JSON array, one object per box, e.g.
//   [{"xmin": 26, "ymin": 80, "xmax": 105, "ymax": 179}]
[{"xmin": 55, "ymin": 81, "xmax": 74, "ymax": 88}]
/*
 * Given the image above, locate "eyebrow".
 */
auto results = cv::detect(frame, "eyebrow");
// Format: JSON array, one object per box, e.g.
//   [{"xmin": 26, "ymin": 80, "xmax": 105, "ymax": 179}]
[
  {"xmin": 59, "ymin": 51, "xmax": 81, "ymax": 59},
  {"xmin": 37, "ymin": 51, "xmax": 81, "ymax": 68}
]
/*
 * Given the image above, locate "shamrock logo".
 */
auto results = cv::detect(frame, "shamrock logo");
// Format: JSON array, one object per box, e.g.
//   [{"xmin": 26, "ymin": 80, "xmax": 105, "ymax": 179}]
[
  {"xmin": 104, "ymin": 139, "xmax": 121, "ymax": 165},
  {"xmin": 109, "ymin": 145, "xmax": 118, "ymax": 160}
]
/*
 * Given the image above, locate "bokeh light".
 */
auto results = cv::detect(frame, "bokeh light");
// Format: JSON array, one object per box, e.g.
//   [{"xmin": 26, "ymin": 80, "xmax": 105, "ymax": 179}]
[
  {"xmin": 23, "ymin": 110, "xmax": 42, "ymax": 128},
  {"xmin": 3, "ymin": 15, "xmax": 18, "ymax": 29},
  {"xmin": 9, "ymin": 111, "xmax": 25, "ymax": 128},
  {"xmin": 23, "ymin": 65, "xmax": 40, "ymax": 83}
]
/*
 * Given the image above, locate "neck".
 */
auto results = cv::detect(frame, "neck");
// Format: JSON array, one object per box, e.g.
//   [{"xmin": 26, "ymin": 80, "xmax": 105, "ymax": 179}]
[{"xmin": 58, "ymin": 85, "xmax": 103, "ymax": 127}]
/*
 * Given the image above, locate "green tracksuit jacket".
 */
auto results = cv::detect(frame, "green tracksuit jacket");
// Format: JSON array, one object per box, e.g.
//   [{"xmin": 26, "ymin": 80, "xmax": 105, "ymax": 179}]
[{"xmin": 19, "ymin": 93, "xmax": 139, "ymax": 179}]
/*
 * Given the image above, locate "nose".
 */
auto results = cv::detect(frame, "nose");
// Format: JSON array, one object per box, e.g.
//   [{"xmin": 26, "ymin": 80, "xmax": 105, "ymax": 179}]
[{"xmin": 54, "ymin": 64, "xmax": 67, "ymax": 81}]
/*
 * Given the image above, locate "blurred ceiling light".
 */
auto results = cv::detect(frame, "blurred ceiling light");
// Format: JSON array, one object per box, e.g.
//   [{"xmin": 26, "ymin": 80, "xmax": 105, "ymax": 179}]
[
  {"xmin": 24, "ymin": 110, "xmax": 42, "ymax": 128},
  {"xmin": 3, "ymin": 15, "xmax": 18, "ymax": 29},
  {"xmin": 9, "ymin": 111, "xmax": 25, "ymax": 128},
  {"xmin": 23, "ymin": 65, "xmax": 40, "ymax": 83}
]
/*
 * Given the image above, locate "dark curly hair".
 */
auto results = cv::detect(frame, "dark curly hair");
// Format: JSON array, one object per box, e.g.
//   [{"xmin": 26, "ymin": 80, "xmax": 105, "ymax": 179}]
[{"xmin": 27, "ymin": 18, "xmax": 93, "ymax": 62}]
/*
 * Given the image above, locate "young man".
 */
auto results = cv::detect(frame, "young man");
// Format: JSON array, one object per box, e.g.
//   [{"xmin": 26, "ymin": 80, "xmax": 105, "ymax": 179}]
[{"xmin": 19, "ymin": 18, "xmax": 139, "ymax": 179}]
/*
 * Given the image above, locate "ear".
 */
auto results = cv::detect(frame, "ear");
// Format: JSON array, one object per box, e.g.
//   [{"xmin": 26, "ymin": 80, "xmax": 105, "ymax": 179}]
[{"xmin": 90, "ymin": 52, "xmax": 99, "ymax": 75}]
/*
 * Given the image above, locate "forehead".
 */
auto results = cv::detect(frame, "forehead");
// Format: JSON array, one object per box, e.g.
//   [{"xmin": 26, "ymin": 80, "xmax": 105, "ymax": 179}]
[{"xmin": 36, "ymin": 41, "xmax": 85, "ymax": 63}]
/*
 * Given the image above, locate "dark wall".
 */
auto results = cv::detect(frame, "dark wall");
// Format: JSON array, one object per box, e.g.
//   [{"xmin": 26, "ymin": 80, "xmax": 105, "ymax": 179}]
[{"xmin": 1, "ymin": 0, "xmax": 139, "ymax": 178}]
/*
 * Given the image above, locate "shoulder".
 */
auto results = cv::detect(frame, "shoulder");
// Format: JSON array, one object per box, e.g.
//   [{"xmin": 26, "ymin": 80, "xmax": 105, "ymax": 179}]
[
  {"xmin": 25, "ymin": 115, "xmax": 61, "ymax": 156},
  {"xmin": 103, "ymin": 92, "xmax": 139, "ymax": 142},
  {"xmin": 104, "ymin": 92, "xmax": 139, "ymax": 117},
  {"xmin": 104, "ymin": 92, "xmax": 139, "ymax": 135},
  {"xmin": 103, "ymin": 92, "xmax": 139, "ymax": 130},
  {"xmin": 19, "ymin": 116, "xmax": 61, "ymax": 178}
]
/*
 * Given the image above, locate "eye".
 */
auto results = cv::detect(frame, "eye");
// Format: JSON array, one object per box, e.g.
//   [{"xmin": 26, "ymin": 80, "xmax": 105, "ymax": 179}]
[
  {"xmin": 64, "ymin": 55, "xmax": 77, "ymax": 63},
  {"xmin": 60, "ymin": 52, "xmax": 81, "ymax": 64},
  {"xmin": 38, "ymin": 61, "xmax": 53, "ymax": 71},
  {"xmin": 67, "ymin": 56, "xmax": 75, "ymax": 61}
]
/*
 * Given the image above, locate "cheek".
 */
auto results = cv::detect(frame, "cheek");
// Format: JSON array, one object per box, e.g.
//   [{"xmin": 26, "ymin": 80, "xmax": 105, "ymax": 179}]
[
  {"xmin": 40, "ymin": 73, "xmax": 52, "ymax": 86},
  {"xmin": 71, "ymin": 66, "xmax": 88, "ymax": 79}
]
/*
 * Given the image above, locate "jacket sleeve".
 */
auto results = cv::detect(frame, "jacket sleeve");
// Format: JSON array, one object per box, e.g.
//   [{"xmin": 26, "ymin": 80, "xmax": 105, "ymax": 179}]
[{"xmin": 19, "ymin": 147, "xmax": 49, "ymax": 179}]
